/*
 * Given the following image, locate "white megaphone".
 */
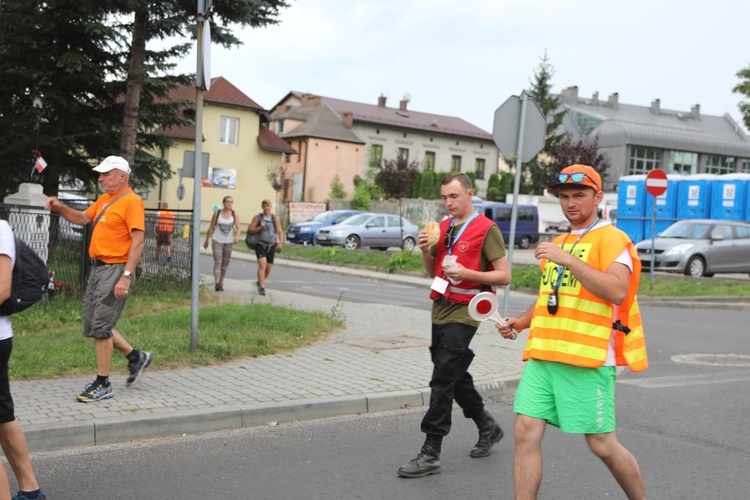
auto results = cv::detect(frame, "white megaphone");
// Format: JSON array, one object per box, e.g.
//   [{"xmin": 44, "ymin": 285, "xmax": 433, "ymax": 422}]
[{"xmin": 468, "ymin": 292, "xmax": 517, "ymax": 340}]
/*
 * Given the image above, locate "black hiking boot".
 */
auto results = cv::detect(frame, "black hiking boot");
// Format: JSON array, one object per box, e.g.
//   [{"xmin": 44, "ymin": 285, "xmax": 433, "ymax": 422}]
[
  {"xmin": 397, "ymin": 435, "xmax": 443, "ymax": 478},
  {"xmin": 470, "ymin": 410, "xmax": 504, "ymax": 458}
]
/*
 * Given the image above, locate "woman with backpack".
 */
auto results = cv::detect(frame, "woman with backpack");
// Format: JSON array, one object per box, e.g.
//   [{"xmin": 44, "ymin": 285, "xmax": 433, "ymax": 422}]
[
  {"xmin": 203, "ymin": 196, "xmax": 241, "ymax": 291},
  {"xmin": 246, "ymin": 199, "xmax": 284, "ymax": 296}
]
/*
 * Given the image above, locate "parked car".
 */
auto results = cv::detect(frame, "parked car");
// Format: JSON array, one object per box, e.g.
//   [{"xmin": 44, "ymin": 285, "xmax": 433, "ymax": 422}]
[
  {"xmin": 314, "ymin": 213, "xmax": 418, "ymax": 251},
  {"xmin": 474, "ymin": 202, "xmax": 540, "ymax": 249},
  {"xmin": 286, "ymin": 210, "xmax": 362, "ymax": 245},
  {"xmin": 545, "ymin": 220, "xmax": 571, "ymax": 233},
  {"xmin": 635, "ymin": 219, "xmax": 750, "ymax": 278}
]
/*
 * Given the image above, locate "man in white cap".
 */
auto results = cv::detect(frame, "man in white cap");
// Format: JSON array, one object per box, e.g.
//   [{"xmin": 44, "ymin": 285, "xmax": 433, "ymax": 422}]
[{"xmin": 45, "ymin": 156, "xmax": 153, "ymax": 402}]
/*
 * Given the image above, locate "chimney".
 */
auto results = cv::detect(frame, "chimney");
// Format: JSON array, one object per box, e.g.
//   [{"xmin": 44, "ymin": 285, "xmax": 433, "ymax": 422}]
[
  {"xmin": 377, "ymin": 94, "xmax": 387, "ymax": 107},
  {"xmin": 691, "ymin": 104, "xmax": 701, "ymax": 120},
  {"xmin": 399, "ymin": 99, "xmax": 408, "ymax": 111},
  {"xmin": 650, "ymin": 99, "xmax": 660, "ymax": 114},
  {"xmin": 301, "ymin": 93, "xmax": 321, "ymax": 108},
  {"xmin": 592, "ymin": 91, "xmax": 599, "ymax": 104},
  {"xmin": 608, "ymin": 92, "xmax": 619, "ymax": 109},
  {"xmin": 342, "ymin": 111, "xmax": 353, "ymax": 128},
  {"xmin": 560, "ymin": 86, "xmax": 579, "ymax": 105}
]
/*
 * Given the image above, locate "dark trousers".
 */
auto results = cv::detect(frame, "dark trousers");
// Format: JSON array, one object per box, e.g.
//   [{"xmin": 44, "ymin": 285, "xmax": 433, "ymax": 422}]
[{"xmin": 420, "ymin": 322, "xmax": 485, "ymax": 437}]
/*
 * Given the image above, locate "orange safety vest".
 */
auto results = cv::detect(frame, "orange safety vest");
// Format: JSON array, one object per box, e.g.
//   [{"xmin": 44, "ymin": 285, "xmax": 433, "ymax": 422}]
[
  {"xmin": 156, "ymin": 210, "xmax": 175, "ymax": 233},
  {"xmin": 524, "ymin": 224, "xmax": 648, "ymax": 372}
]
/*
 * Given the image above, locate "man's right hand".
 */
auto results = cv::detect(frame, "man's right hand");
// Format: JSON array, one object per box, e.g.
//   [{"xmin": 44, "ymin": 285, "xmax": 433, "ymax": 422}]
[
  {"xmin": 417, "ymin": 229, "xmax": 431, "ymax": 253},
  {"xmin": 45, "ymin": 196, "xmax": 61, "ymax": 211}
]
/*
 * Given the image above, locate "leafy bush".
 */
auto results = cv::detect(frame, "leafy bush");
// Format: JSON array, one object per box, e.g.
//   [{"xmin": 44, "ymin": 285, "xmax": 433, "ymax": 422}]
[{"xmin": 385, "ymin": 250, "xmax": 423, "ymax": 273}]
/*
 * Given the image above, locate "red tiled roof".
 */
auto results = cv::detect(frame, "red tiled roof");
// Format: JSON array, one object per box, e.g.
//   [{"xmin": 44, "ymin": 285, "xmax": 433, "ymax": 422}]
[
  {"xmin": 258, "ymin": 125, "xmax": 297, "ymax": 154},
  {"xmin": 287, "ymin": 92, "xmax": 492, "ymax": 141},
  {"xmin": 170, "ymin": 77, "xmax": 264, "ymax": 111}
]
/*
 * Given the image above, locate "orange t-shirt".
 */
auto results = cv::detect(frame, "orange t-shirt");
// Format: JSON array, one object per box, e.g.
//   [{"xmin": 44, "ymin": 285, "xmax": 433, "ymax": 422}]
[{"xmin": 85, "ymin": 188, "xmax": 145, "ymax": 263}]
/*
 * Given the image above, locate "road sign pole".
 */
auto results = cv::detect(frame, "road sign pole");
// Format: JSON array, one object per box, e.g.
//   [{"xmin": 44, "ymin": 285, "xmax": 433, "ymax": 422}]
[
  {"xmin": 502, "ymin": 94, "xmax": 529, "ymax": 318},
  {"xmin": 644, "ymin": 169, "xmax": 668, "ymax": 289},
  {"xmin": 650, "ymin": 196, "xmax": 656, "ymax": 289}
]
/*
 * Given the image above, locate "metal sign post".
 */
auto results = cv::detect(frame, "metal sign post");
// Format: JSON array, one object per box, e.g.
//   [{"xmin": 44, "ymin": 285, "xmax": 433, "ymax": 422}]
[
  {"xmin": 492, "ymin": 94, "xmax": 546, "ymax": 317},
  {"xmin": 645, "ymin": 169, "xmax": 668, "ymax": 289},
  {"xmin": 190, "ymin": 2, "xmax": 212, "ymax": 350}
]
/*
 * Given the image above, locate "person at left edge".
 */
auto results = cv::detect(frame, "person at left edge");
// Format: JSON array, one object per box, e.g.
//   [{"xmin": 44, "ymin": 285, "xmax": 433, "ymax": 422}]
[
  {"xmin": 0, "ymin": 221, "xmax": 47, "ymax": 500},
  {"xmin": 45, "ymin": 156, "xmax": 153, "ymax": 403}
]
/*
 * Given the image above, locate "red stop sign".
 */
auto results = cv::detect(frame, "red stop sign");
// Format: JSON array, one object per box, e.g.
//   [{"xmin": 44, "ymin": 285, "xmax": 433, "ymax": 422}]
[{"xmin": 645, "ymin": 169, "xmax": 668, "ymax": 196}]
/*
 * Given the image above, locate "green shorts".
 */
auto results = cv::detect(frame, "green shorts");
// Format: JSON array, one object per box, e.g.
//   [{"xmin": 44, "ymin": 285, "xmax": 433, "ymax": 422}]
[{"xmin": 514, "ymin": 359, "xmax": 617, "ymax": 434}]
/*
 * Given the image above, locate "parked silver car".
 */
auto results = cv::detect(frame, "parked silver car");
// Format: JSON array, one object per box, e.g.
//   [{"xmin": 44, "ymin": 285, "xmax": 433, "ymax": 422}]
[
  {"xmin": 635, "ymin": 219, "xmax": 750, "ymax": 278},
  {"xmin": 314, "ymin": 213, "xmax": 418, "ymax": 251}
]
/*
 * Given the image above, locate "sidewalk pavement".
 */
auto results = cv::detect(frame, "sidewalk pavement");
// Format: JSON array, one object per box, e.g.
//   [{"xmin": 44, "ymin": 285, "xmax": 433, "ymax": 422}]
[{"xmin": 12, "ymin": 248, "xmax": 750, "ymax": 454}]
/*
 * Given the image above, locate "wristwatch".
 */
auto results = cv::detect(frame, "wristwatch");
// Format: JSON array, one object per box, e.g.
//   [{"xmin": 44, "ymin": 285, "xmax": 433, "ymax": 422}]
[{"xmin": 122, "ymin": 270, "xmax": 132, "ymax": 279}]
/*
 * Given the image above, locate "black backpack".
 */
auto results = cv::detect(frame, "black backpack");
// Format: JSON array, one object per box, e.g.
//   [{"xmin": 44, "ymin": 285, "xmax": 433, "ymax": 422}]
[{"xmin": 0, "ymin": 236, "xmax": 50, "ymax": 316}]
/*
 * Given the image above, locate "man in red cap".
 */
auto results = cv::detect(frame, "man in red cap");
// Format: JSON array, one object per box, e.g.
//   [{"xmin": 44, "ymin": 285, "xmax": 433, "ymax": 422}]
[{"xmin": 496, "ymin": 164, "xmax": 648, "ymax": 499}]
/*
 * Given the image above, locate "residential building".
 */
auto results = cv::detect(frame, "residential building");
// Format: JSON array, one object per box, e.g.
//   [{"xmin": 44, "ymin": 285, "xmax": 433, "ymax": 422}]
[
  {"xmin": 151, "ymin": 77, "xmax": 295, "ymax": 220},
  {"xmin": 270, "ymin": 95, "xmax": 365, "ymax": 203},
  {"xmin": 558, "ymin": 86, "xmax": 750, "ymax": 190},
  {"xmin": 270, "ymin": 92, "xmax": 499, "ymax": 200}
]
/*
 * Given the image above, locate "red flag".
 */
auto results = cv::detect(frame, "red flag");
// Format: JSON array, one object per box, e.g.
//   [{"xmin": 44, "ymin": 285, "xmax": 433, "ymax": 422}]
[{"xmin": 35, "ymin": 155, "xmax": 47, "ymax": 173}]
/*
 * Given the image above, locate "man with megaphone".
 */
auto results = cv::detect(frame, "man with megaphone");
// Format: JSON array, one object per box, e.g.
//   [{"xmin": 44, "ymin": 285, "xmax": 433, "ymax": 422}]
[
  {"xmin": 397, "ymin": 172, "xmax": 511, "ymax": 479},
  {"xmin": 496, "ymin": 165, "xmax": 647, "ymax": 499}
]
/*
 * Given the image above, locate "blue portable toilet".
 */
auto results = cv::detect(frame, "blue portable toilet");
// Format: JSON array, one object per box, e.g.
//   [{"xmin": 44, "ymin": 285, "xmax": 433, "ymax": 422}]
[
  {"xmin": 616, "ymin": 175, "xmax": 646, "ymax": 243},
  {"xmin": 645, "ymin": 174, "xmax": 682, "ymax": 238},
  {"xmin": 710, "ymin": 173, "xmax": 750, "ymax": 221},
  {"xmin": 677, "ymin": 174, "xmax": 715, "ymax": 220}
]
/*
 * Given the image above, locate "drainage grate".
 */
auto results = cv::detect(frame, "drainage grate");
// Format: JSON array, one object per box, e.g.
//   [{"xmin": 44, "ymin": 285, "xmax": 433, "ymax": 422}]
[{"xmin": 671, "ymin": 353, "xmax": 750, "ymax": 367}]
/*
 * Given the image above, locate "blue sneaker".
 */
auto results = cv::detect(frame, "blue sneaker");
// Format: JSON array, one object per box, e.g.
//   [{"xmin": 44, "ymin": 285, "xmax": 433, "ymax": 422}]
[
  {"xmin": 126, "ymin": 351, "xmax": 153, "ymax": 387},
  {"xmin": 76, "ymin": 382, "xmax": 113, "ymax": 403},
  {"xmin": 12, "ymin": 491, "xmax": 47, "ymax": 500}
]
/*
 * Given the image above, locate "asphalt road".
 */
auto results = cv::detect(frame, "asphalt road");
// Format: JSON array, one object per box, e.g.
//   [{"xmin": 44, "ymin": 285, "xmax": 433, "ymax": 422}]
[
  {"xmin": 199, "ymin": 252, "xmax": 537, "ymax": 314},
  {"xmin": 15, "ymin": 275, "xmax": 750, "ymax": 499}
]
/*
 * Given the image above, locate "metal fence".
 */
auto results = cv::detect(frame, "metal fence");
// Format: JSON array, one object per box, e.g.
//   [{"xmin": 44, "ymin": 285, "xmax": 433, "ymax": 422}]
[{"xmin": 0, "ymin": 204, "xmax": 194, "ymax": 297}]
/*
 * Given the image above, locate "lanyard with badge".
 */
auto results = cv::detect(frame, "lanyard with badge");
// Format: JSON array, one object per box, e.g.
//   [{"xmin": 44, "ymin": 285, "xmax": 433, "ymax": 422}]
[
  {"xmin": 547, "ymin": 217, "xmax": 600, "ymax": 314},
  {"xmin": 430, "ymin": 210, "xmax": 479, "ymax": 295}
]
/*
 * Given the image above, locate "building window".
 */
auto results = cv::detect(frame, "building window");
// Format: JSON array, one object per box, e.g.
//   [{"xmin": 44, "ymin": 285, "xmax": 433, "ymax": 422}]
[
  {"xmin": 628, "ymin": 146, "xmax": 661, "ymax": 175},
  {"xmin": 569, "ymin": 110, "xmax": 602, "ymax": 136},
  {"xmin": 220, "ymin": 116, "xmax": 239, "ymax": 145},
  {"xmin": 277, "ymin": 120, "xmax": 285, "ymax": 133},
  {"xmin": 369, "ymin": 144, "xmax": 383, "ymax": 168},
  {"xmin": 742, "ymin": 159, "xmax": 750, "ymax": 173},
  {"xmin": 475, "ymin": 158, "xmax": 486, "ymax": 180},
  {"xmin": 424, "ymin": 152, "xmax": 436, "ymax": 171},
  {"xmin": 705, "ymin": 155, "xmax": 736, "ymax": 174},
  {"xmin": 668, "ymin": 151, "xmax": 698, "ymax": 175},
  {"xmin": 398, "ymin": 148, "xmax": 409, "ymax": 161},
  {"xmin": 451, "ymin": 155, "xmax": 462, "ymax": 171}
]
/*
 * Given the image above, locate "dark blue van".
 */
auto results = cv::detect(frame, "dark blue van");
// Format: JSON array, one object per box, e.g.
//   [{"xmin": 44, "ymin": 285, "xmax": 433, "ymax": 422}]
[{"xmin": 475, "ymin": 202, "xmax": 540, "ymax": 249}]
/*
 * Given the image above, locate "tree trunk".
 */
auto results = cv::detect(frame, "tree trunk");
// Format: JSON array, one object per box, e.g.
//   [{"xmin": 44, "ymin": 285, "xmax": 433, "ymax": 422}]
[{"xmin": 119, "ymin": 7, "xmax": 149, "ymax": 165}]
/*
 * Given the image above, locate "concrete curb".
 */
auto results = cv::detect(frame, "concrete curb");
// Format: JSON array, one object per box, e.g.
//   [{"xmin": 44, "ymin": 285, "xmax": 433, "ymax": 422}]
[{"xmin": 23, "ymin": 377, "xmax": 521, "ymax": 452}]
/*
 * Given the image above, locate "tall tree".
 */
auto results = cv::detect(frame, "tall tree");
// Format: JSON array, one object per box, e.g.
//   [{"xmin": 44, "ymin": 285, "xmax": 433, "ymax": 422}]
[
  {"xmin": 519, "ymin": 51, "xmax": 567, "ymax": 195},
  {"xmin": 0, "ymin": 0, "xmax": 127, "ymax": 197},
  {"xmin": 114, "ymin": 0, "xmax": 291, "ymax": 183},
  {"xmin": 0, "ymin": 0, "xmax": 291, "ymax": 199},
  {"xmin": 733, "ymin": 65, "xmax": 750, "ymax": 131}
]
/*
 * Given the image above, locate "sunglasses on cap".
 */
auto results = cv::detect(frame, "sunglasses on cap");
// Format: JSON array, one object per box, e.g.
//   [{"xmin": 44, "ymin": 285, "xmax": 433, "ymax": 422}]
[{"xmin": 557, "ymin": 172, "xmax": 600, "ymax": 191}]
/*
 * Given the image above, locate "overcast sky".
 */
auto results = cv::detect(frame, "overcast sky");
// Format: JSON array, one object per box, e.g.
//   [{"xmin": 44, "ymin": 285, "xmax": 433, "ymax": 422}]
[{"xmin": 173, "ymin": 0, "xmax": 749, "ymax": 134}]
